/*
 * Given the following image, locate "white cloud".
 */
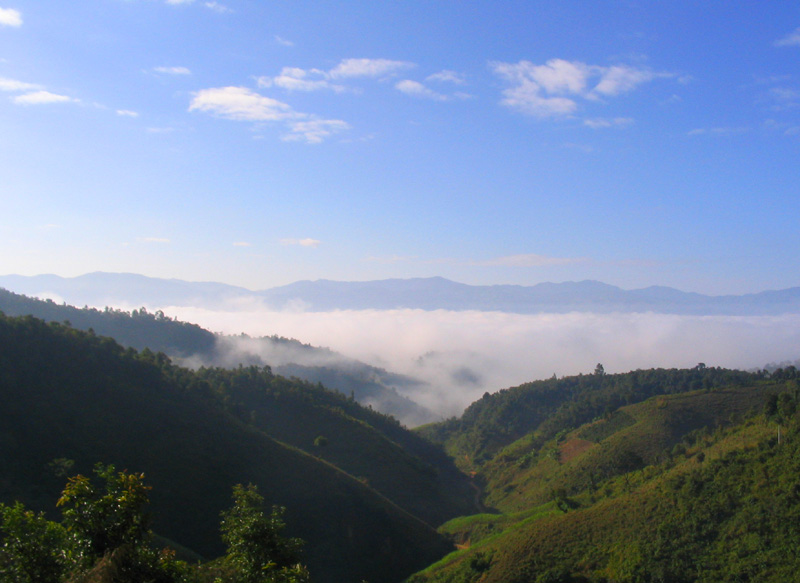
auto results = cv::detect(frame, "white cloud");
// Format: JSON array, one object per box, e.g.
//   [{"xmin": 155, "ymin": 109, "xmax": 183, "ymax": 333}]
[
  {"xmin": 274, "ymin": 35, "xmax": 294, "ymax": 47},
  {"xmin": 0, "ymin": 7, "xmax": 22, "ymax": 27},
  {"xmin": 491, "ymin": 58, "xmax": 664, "ymax": 118},
  {"xmin": 0, "ymin": 77, "xmax": 40, "ymax": 92},
  {"xmin": 500, "ymin": 88, "xmax": 578, "ymax": 117},
  {"xmin": 775, "ymin": 27, "xmax": 800, "ymax": 47},
  {"xmin": 328, "ymin": 58, "xmax": 415, "ymax": 79},
  {"xmin": 259, "ymin": 67, "xmax": 347, "ymax": 93},
  {"xmin": 154, "ymin": 66, "xmax": 191, "ymax": 75},
  {"xmin": 427, "ymin": 70, "xmax": 466, "ymax": 84},
  {"xmin": 590, "ymin": 64, "xmax": 656, "ymax": 97},
  {"xmin": 233, "ymin": 241, "xmax": 251, "ymax": 247},
  {"xmin": 204, "ymin": 1, "xmax": 231, "ymax": 13},
  {"xmin": 166, "ymin": 0, "xmax": 195, "ymax": 5},
  {"xmin": 770, "ymin": 87, "xmax": 800, "ymax": 102},
  {"xmin": 687, "ymin": 127, "xmax": 749, "ymax": 136},
  {"xmin": 283, "ymin": 119, "xmax": 350, "ymax": 143},
  {"xmin": 189, "ymin": 86, "xmax": 296, "ymax": 122},
  {"xmin": 477, "ymin": 253, "xmax": 589, "ymax": 267},
  {"xmin": 13, "ymin": 91, "xmax": 75, "ymax": 105},
  {"xmin": 395, "ymin": 79, "xmax": 447, "ymax": 101},
  {"xmin": 190, "ymin": 85, "xmax": 350, "ymax": 143},
  {"xmin": 280, "ymin": 238, "xmax": 322, "ymax": 247},
  {"xmin": 363, "ymin": 254, "xmax": 419, "ymax": 264},
  {"xmin": 584, "ymin": 117, "xmax": 634, "ymax": 129},
  {"xmin": 116, "ymin": 109, "xmax": 139, "ymax": 117}
]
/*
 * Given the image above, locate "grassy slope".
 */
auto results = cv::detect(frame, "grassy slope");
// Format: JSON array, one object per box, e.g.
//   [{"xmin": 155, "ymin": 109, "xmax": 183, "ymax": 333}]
[
  {"xmin": 0, "ymin": 314, "xmax": 453, "ymax": 583},
  {"xmin": 417, "ymin": 368, "xmax": 759, "ymax": 473},
  {"xmin": 408, "ymin": 381, "xmax": 797, "ymax": 583},
  {"xmin": 482, "ymin": 384, "xmax": 777, "ymax": 511}
]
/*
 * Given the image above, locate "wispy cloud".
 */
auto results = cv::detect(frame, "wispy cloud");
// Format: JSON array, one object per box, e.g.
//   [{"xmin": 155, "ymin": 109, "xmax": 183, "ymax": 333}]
[
  {"xmin": 13, "ymin": 90, "xmax": 76, "ymax": 105},
  {"xmin": 204, "ymin": 1, "xmax": 231, "ymax": 13},
  {"xmin": 395, "ymin": 80, "xmax": 448, "ymax": 101},
  {"xmin": 363, "ymin": 254, "xmax": 419, "ymax": 264},
  {"xmin": 584, "ymin": 117, "xmax": 634, "ymax": 129},
  {"xmin": 427, "ymin": 70, "xmax": 467, "ymax": 85},
  {"xmin": 476, "ymin": 253, "xmax": 590, "ymax": 267},
  {"xmin": 328, "ymin": 58, "xmax": 415, "ymax": 79},
  {"xmin": 233, "ymin": 241, "xmax": 251, "ymax": 247},
  {"xmin": 687, "ymin": 127, "xmax": 749, "ymax": 137},
  {"xmin": 274, "ymin": 35, "xmax": 294, "ymax": 47},
  {"xmin": 0, "ymin": 7, "xmax": 22, "ymax": 27},
  {"xmin": 775, "ymin": 26, "xmax": 800, "ymax": 47},
  {"xmin": 116, "ymin": 109, "xmax": 139, "ymax": 117},
  {"xmin": 258, "ymin": 58, "xmax": 415, "ymax": 93},
  {"xmin": 0, "ymin": 77, "xmax": 40, "ymax": 92},
  {"xmin": 166, "ymin": 0, "xmax": 195, "ymax": 5},
  {"xmin": 283, "ymin": 119, "xmax": 350, "ymax": 144},
  {"xmin": 154, "ymin": 66, "xmax": 192, "ymax": 75},
  {"xmin": 280, "ymin": 238, "xmax": 322, "ymax": 247},
  {"xmin": 491, "ymin": 58, "xmax": 667, "ymax": 118},
  {"xmin": 189, "ymin": 86, "xmax": 296, "ymax": 121},
  {"xmin": 190, "ymin": 86, "xmax": 349, "ymax": 143},
  {"xmin": 364, "ymin": 252, "xmax": 589, "ymax": 268},
  {"xmin": 258, "ymin": 67, "xmax": 348, "ymax": 93}
]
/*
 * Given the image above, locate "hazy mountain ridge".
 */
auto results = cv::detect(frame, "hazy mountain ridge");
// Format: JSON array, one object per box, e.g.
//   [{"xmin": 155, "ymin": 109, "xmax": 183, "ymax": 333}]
[{"xmin": 3, "ymin": 272, "xmax": 800, "ymax": 315}]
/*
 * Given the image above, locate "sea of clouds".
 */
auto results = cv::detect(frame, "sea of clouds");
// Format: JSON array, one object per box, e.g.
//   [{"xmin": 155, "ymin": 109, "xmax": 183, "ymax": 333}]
[{"xmin": 157, "ymin": 304, "xmax": 800, "ymax": 418}]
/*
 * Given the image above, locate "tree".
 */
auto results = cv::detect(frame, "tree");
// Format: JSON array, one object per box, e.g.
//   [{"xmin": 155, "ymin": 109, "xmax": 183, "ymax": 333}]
[
  {"xmin": 57, "ymin": 463, "xmax": 151, "ymax": 566},
  {"xmin": 0, "ymin": 502, "xmax": 67, "ymax": 583},
  {"xmin": 220, "ymin": 484, "xmax": 309, "ymax": 583},
  {"xmin": 56, "ymin": 463, "xmax": 189, "ymax": 582},
  {"xmin": 594, "ymin": 363, "xmax": 605, "ymax": 376}
]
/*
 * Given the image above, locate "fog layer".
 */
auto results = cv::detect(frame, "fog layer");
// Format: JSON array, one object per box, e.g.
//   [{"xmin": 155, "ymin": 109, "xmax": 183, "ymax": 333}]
[{"xmin": 158, "ymin": 305, "xmax": 800, "ymax": 418}]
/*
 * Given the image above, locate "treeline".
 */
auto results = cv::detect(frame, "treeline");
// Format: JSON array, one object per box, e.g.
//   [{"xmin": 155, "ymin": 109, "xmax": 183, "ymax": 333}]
[{"xmin": 0, "ymin": 288, "xmax": 216, "ymax": 357}]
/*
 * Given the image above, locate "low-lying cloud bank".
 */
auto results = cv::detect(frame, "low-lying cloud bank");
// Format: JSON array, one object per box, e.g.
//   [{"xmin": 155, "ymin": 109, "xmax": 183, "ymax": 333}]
[{"xmin": 159, "ymin": 305, "xmax": 800, "ymax": 418}]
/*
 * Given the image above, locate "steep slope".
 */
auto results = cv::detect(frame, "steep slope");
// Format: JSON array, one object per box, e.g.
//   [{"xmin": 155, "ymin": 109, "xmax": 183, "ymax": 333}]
[
  {"xmin": 409, "ymin": 381, "xmax": 797, "ymax": 583},
  {"xmin": 0, "ymin": 313, "xmax": 457, "ymax": 583},
  {"xmin": 417, "ymin": 367, "xmax": 760, "ymax": 471},
  {"xmin": 0, "ymin": 287, "xmax": 438, "ymax": 425}
]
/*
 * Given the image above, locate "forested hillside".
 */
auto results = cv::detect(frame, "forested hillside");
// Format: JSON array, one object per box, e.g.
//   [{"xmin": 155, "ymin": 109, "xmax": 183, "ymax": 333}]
[
  {"xmin": 409, "ymin": 369, "xmax": 800, "ymax": 582},
  {"xmin": 4, "ymin": 303, "xmax": 800, "ymax": 582},
  {"xmin": 417, "ymin": 366, "xmax": 759, "ymax": 471},
  {"xmin": 0, "ymin": 312, "xmax": 472, "ymax": 583},
  {"xmin": 0, "ymin": 288, "xmax": 436, "ymax": 425}
]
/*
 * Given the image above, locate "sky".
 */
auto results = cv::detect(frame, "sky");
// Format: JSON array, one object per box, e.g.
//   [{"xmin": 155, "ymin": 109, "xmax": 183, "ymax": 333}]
[{"xmin": 2, "ymin": 1, "xmax": 800, "ymax": 295}]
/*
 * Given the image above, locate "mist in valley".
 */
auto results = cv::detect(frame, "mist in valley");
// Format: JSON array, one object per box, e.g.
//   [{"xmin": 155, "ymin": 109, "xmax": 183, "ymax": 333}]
[{"xmin": 155, "ymin": 303, "xmax": 800, "ymax": 420}]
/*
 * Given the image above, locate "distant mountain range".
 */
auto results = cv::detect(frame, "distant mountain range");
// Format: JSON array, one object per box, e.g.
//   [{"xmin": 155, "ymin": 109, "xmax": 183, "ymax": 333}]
[{"xmin": 2, "ymin": 272, "xmax": 800, "ymax": 315}]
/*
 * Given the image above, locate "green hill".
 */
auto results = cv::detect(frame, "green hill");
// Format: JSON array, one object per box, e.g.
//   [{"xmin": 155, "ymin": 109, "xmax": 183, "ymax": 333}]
[
  {"xmin": 408, "ymin": 373, "xmax": 800, "ymax": 582},
  {"xmin": 0, "ymin": 312, "xmax": 467, "ymax": 583},
  {"xmin": 0, "ymin": 287, "xmax": 437, "ymax": 425},
  {"xmin": 417, "ymin": 366, "xmax": 759, "ymax": 471}
]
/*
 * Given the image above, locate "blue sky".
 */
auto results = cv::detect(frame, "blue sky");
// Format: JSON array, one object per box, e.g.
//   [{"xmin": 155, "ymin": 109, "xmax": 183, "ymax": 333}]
[{"xmin": 1, "ymin": 0, "xmax": 799, "ymax": 294}]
